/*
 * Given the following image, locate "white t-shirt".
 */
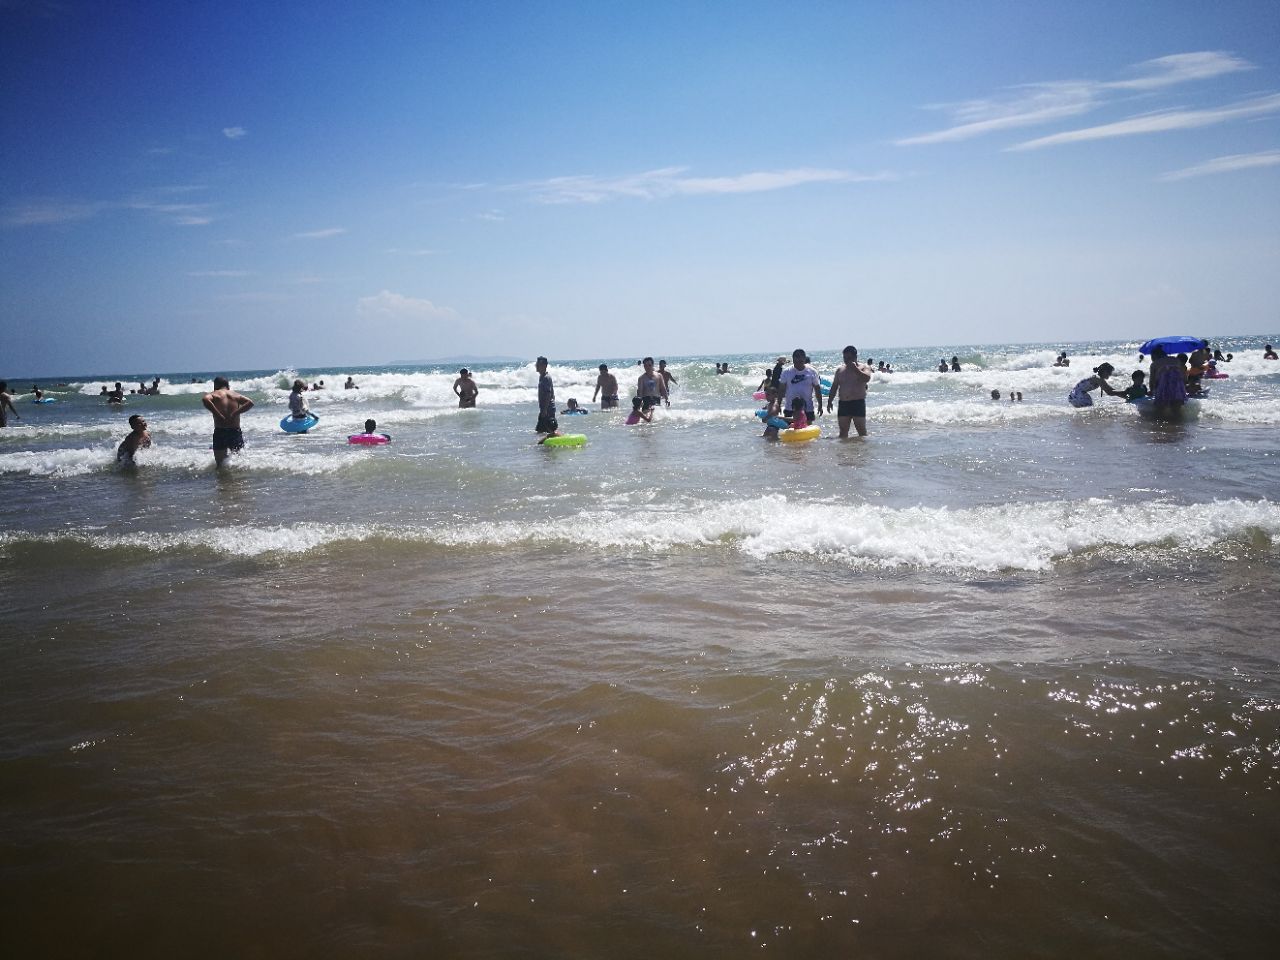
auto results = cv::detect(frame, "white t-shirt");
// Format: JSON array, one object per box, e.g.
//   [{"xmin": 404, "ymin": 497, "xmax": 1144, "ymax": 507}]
[{"xmin": 781, "ymin": 366, "xmax": 820, "ymax": 408}]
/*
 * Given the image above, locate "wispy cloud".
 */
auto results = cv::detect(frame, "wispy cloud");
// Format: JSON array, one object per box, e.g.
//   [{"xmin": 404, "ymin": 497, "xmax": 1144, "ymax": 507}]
[
  {"xmin": 356, "ymin": 290, "xmax": 457, "ymax": 322},
  {"xmin": 1009, "ymin": 93, "xmax": 1280, "ymax": 151},
  {"xmin": 290, "ymin": 227, "xmax": 346, "ymax": 240},
  {"xmin": 1104, "ymin": 51, "xmax": 1253, "ymax": 91},
  {"xmin": 513, "ymin": 166, "xmax": 891, "ymax": 204},
  {"xmin": 222, "ymin": 126, "xmax": 248, "ymax": 140},
  {"xmin": 3, "ymin": 199, "xmax": 105, "ymax": 226},
  {"xmin": 187, "ymin": 270, "xmax": 253, "ymax": 277},
  {"xmin": 1159, "ymin": 149, "xmax": 1280, "ymax": 181},
  {"xmin": 897, "ymin": 50, "xmax": 1256, "ymax": 146}
]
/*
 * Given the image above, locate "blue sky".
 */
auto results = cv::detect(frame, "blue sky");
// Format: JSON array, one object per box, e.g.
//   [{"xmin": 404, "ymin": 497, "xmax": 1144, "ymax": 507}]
[{"xmin": 3, "ymin": 0, "xmax": 1278, "ymax": 376}]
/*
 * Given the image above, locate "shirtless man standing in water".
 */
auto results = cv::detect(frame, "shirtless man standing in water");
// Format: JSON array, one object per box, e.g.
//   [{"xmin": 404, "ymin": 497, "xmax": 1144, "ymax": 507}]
[
  {"xmin": 826, "ymin": 345, "xmax": 873, "ymax": 438},
  {"xmin": 202, "ymin": 376, "xmax": 254, "ymax": 466}
]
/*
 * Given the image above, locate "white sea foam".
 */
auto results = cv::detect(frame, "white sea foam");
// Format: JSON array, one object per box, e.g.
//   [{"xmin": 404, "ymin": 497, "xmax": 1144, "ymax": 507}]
[
  {"xmin": 0, "ymin": 444, "xmax": 369, "ymax": 477},
  {"xmin": 4, "ymin": 497, "xmax": 1275, "ymax": 572},
  {"xmin": 874, "ymin": 400, "xmax": 1072, "ymax": 425}
]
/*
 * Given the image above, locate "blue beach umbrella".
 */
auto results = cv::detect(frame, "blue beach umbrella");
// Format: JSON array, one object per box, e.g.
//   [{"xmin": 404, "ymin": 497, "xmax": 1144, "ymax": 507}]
[{"xmin": 1139, "ymin": 335, "xmax": 1206, "ymax": 355}]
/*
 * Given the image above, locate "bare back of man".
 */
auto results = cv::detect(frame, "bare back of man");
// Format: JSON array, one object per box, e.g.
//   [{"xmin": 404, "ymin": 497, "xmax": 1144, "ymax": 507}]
[{"xmin": 202, "ymin": 377, "xmax": 254, "ymax": 466}]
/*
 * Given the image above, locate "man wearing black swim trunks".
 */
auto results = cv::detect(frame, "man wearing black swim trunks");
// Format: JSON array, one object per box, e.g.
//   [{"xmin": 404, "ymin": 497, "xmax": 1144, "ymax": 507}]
[
  {"xmin": 826, "ymin": 345, "xmax": 873, "ymax": 438},
  {"xmin": 202, "ymin": 376, "xmax": 254, "ymax": 466}
]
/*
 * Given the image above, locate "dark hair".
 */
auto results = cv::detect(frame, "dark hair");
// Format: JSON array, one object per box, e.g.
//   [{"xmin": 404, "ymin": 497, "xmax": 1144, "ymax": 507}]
[
  {"xmin": 599, "ymin": 363, "xmax": 608, "ymax": 371},
  {"xmin": 632, "ymin": 397, "xmax": 642, "ymax": 409},
  {"xmin": 365, "ymin": 419, "xmax": 376, "ymax": 431},
  {"xmin": 213, "ymin": 376, "xmax": 230, "ymax": 389},
  {"xmin": 843, "ymin": 345, "xmax": 858, "ymax": 357},
  {"xmin": 128, "ymin": 414, "xmax": 144, "ymax": 428},
  {"xmin": 1094, "ymin": 363, "xmax": 1114, "ymax": 377},
  {"xmin": 642, "ymin": 356, "xmax": 654, "ymax": 365},
  {"xmin": 536, "ymin": 356, "xmax": 548, "ymax": 366},
  {"xmin": 459, "ymin": 368, "xmax": 469, "ymax": 375},
  {"xmin": 792, "ymin": 348, "xmax": 805, "ymax": 359}
]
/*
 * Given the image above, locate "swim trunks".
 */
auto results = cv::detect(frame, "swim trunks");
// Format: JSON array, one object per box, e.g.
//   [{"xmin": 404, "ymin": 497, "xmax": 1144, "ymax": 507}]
[
  {"xmin": 458, "ymin": 398, "xmax": 476, "ymax": 409},
  {"xmin": 838, "ymin": 399, "xmax": 866, "ymax": 418},
  {"xmin": 536, "ymin": 415, "xmax": 559, "ymax": 434},
  {"xmin": 601, "ymin": 395, "xmax": 619, "ymax": 409},
  {"xmin": 640, "ymin": 395, "xmax": 661, "ymax": 411},
  {"xmin": 212, "ymin": 427, "xmax": 244, "ymax": 451}
]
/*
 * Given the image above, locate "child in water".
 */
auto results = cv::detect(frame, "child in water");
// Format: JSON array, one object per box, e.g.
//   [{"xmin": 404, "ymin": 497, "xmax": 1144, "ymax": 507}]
[
  {"xmin": 624, "ymin": 397, "xmax": 652, "ymax": 425},
  {"xmin": 788, "ymin": 396, "xmax": 809, "ymax": 430},
  {"xmin": 561, "ymin": 398, "xmax": 588, "ymax": 415},
  {"xmin": 1121, "ymin": 370, "xmax": 1148, "ymax": 401},
  {"xmin": 289, "ymin": 379, "xmax": 318, "ymax": 422},
  {"xmin": 116, "ymin": 414, "xmax": 151, "ymax": 464},
  {"xmin": 1068, "ymin": 363, "xmax": 1124, "ymax": 407}
]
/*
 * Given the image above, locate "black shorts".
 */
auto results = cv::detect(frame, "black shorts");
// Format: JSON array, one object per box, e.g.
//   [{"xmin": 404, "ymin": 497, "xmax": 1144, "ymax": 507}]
[
  {"xmin": 838, "ymin": 399, "xmax": 866, "ymax": 419},
  {"xmin": 640, "ymin": 395, "xmax": 661, "ymax": 411},
  {"xmin": 536, "ymin": 414, "xmax": 559, "ymax": 434},
  {"xmin": 601, "ymin": 395, "xmax": 619, "ymax": 409},
  {"xmin": 458, "ymin": 398, "xmax": 476, "ymax": 408},
  {"xmin": 212, "ymin": 427, "xmax": 244, "ymax": 451}
]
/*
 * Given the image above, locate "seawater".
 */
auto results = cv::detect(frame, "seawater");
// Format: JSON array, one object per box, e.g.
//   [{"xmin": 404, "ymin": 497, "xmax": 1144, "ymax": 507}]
[{"xmin": 2, "ymin": 337, "xmax": 1279, "ymax": 957}]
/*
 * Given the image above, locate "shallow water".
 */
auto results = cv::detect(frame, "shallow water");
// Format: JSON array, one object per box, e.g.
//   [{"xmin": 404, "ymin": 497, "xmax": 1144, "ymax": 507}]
[{"xmin": 3, "ymin": 337, "xmax": 1279, "ymax": 956}]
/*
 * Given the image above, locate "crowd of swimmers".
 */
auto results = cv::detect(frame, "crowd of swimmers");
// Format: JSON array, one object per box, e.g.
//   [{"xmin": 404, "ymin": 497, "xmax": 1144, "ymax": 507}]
[{"xmin": 6, "ymin": 341, "xmax": 1278, "ymax": 463}]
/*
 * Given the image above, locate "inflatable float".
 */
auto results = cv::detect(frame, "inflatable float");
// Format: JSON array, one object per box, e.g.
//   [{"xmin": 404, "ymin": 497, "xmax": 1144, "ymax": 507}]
[
  {"xmin": 779, "ymin": 424, "xmax": 820, "ymax": 443},
  {"xmin": 754, "ymin": 409, "xmax": 790, "ymax": 430},
  {"xmin": 280, "ymin": 413, "xmax": 319, "ymax": 433},
  {"xmin": 543, "ymin": 433, "xmax": 587, "ymax": 447},
  {"xmin": 32, "ymin": 397, "xmax": 55, "ymax": 404},
  {"xmin": 348, "ymin": 433, "xmax": 390, "ymax": 445}
]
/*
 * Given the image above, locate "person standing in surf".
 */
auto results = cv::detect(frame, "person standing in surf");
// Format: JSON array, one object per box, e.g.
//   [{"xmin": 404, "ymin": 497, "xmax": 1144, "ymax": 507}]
[
  {"xmin": 0, "ymin": 381, "xmax": 20, "ymax": 428},
  {"xmin": 202, "ymin": 376, "xmax": 254, "ymax": 466},
  {"xmin": 453, "ymin": 369, "xmax": 479, "ymax": 408},
  {"xmin": 592, "ymin": 364, "xmax": 619, "ymax": 410},
  {"xmin": 637, "ymin": 357, "xmax": 669, "ymax": 414},
  {"xmin": 779, "ymin": 349, "xmax": 823, "ymax": 425},
  {"xmin": 826, "ymin": 345, "xmax": 873, "ymax": 438},
  {"xmin": 534, "ymin": 356, "xmax": 561, "ymax": 443}
]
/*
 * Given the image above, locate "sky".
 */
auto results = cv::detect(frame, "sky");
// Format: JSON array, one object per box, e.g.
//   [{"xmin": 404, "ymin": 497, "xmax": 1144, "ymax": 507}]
[{"xmin": 2, "ymin": 0, "xmax": 1279, "ymax": 376}]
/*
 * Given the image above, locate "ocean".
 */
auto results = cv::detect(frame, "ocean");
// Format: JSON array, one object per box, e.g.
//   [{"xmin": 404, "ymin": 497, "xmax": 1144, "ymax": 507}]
[{"xmin": 3, "ymin": 336, "xmax": 1278, "ymax": 957}]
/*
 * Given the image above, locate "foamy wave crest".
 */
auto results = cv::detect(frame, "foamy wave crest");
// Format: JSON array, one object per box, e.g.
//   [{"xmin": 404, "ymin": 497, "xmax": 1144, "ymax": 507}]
[
  {"xmin": 4, "ymin": 497, "xmax": 1276, "ymax": 571},
  {"xmin": 875, "ymin": 400, "xmax": 1071, "ymax": 425},
  {"xmin": 1201, "ymin": 399, "xmax": 1280, "ymax": 424},
  {"xmin": 0, "ymin": 445, "xmax": 368, "ymax": 477}
]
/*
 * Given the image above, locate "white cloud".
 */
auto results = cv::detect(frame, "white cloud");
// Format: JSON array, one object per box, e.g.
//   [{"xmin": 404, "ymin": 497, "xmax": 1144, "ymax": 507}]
[
  {"xmin": 3, "ymin": 199, "xmax": 104, "ymax": 226},
  {"xmin": 515, "ymin": 166, "xmax": 890, "ymax": 204},
  {"xmin": 897, "ymin": 51, "xmax": 1257, "ymax": 147},
  {"xmin": 356, "ymin": 290, "xmax": 457, "ymax": 324},
  {"xmin": 1008, "ymin": 93, "xmax": 1280, "ymax": 151},
  {"xmin": 895, "ymin": 83, "xmax": 1099, "ymax": 146},
  {"xmin": 1104, "ymin": 51, "xmax": 1253, "ymax": 91},
  {"xmin": 222, "ymin": 126, "xmax": 248, "ymax": 140},
  {"xmin": 1159, "ymin": 149, "xmax": 1280, "ymax": 181},
  {"xmin": 290, "ymin": 227, "xmax": 347, "ymax": 239}
]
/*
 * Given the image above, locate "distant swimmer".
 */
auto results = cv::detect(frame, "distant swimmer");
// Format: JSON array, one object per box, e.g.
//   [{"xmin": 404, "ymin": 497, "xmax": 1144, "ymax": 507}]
[
  {"xmin": 534, "ymin": 356, "xmax": 560, "ymax": 442},
  {"xmin": 1212, "ymin": 348, "xmax": 1232, "ymax": 362},
  {"xmin": 938, "ymin": 359, "xmax": 948, "ymax": 373},
  {"xmin": 288, "ymin": 379, "xmax": 318, "ymax": 423},
  {"xmin": 592, "ymin": 364, "xmax": 619, "ymax": 409},
  {"xmin": 1068, "ymin": 364, "xmax": 1123, "ymax": 407},
  {"xmin": 658, "ymin": 359, "xmax": 678, "ymax": 391},
  {"xmin": 202, "ymin": 376, "xmax": 254, "ymax": 466},
  {"xmin": 1054, "ymin": 352, "xmax": 1070, "ymax": 367},
  {"xmin": 0, "ymin": 381, "xmax": 21, "ymax": 427},
  {"xmin": 116, "ymin": 414, "xmax": 151, "ymax": 464},
  {"xmin": 637, "ymin": 356, "xmax": 669, "ymax": 413},
  {"xmin": 150, "ymin": 376, "xmax": 161, "ymax": 395},
  {"xmin": 826, "ymin": 345, "xmax": 872, "ymax": 438},
  {"xmin": 344, "ymin": 376, "xmax": 359, "ymax": 390},
  {"xmin": 561, "ymin": 398, "xmax": 588, "ymax": 415},
  {"xmin": 991, "ymin": 389, "xmax": 1001, "ymax": 400},
  {"xmin": 453, "ymin": 368, "xmax": 479, "ymax": 408},
  {"xmin": 624, "ymin": 397, "xmax": 652, "ymax": 424},
  {"xmin": 951, "ymin": 356, "xmax": 961, "ymax": 373},
  {"xmin": 107, "ymin": 381, "xmax": 125, "ymax": 404},
  {"xmin": 1265, "ymin": 344, "xmax": 1278, "ymax": 360}
]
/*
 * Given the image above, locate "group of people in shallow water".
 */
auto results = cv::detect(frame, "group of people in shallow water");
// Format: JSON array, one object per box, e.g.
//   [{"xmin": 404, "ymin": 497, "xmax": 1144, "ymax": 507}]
[{"xmin": 1066, "ymin": 339, "xmax": 1249, "ymax": 413}]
